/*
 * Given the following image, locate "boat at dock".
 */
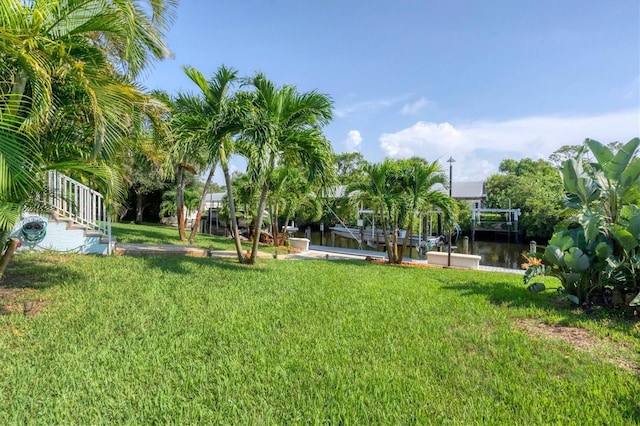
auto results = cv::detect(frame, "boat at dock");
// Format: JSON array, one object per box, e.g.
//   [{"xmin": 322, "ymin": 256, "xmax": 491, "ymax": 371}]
[
  {"xmin": 282, "ymin": 221, "xmax": 299, "ymax": 234},
  {"xmin": 329, "ymin": 225, "xmax": 443, "ymax": 250}
]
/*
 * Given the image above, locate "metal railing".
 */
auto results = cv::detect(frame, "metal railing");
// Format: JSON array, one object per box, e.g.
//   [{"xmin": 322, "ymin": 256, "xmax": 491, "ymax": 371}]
[{"xmin": 46, "ymin": 170, "xmax": 112, "ymax": 254}]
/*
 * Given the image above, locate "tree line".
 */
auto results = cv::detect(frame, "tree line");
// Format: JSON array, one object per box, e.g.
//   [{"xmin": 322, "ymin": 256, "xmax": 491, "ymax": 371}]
[
  {"xmin": 0, "ymin": 1, "xmax": 460, "ymax": 269},
  {"xmin": 1, "ymin": 1, "xmax": 636, "ymax": 278}
]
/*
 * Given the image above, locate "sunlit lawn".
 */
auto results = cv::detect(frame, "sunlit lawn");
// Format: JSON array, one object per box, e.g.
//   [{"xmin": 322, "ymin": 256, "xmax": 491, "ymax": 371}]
[
  {"xmin": 0, "ymin": 224, "xmax": 638, "ymax": 423},
  {"xmin": 111, "ymin": 221, "xmax": 268, "ymax": 254}
]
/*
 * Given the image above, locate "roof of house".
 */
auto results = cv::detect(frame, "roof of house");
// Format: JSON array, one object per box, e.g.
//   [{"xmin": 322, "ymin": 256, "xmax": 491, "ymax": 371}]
[
  {"xmin": 205, "ymin": 192, "xmax": 225, "ymax": 203},
  {"xmin": 433, "ymin": 181, "xmax": 487, "ymax": 199},
  {"xmin": 205, "ymin": 181, "xmax": 486, "ymax": 203}
]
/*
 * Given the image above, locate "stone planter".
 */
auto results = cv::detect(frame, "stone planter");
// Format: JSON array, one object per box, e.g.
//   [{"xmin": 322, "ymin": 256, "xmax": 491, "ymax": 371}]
[
  {"xmin": 426, "ymin": 251, "xmax": 481, "ymax": 269},
  {"xmin": 288, "ymin": 237, "xmax": 310, "ymax": 252}
]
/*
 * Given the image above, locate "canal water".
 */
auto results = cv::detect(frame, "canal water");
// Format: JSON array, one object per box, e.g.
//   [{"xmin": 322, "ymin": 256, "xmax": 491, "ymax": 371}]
[{"xmin": 298, "ymin": 231, "xmax": 530, "ymax": 270}]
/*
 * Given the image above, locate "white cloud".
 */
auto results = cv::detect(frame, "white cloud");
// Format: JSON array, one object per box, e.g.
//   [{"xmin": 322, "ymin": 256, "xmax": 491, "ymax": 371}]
[
  {"xmin": 335, "ymin": 94, "xmax": 411, "ymax": 118},
  {"xmin": 343, "ymin": 130, "xmax": 363, "ymax": 152},
  {"xmin": 400, "ymin": 97, "xmax": 431, "ymax": 115},
  {"xmin": 379, "ymin": 110, "xmax": 640, "ymax": 180}
]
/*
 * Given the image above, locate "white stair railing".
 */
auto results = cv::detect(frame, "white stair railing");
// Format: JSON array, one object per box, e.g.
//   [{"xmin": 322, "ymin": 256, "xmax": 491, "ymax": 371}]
[{"xmin": 46, "ymin": 170, "xmax": 112, "ymax": 253}]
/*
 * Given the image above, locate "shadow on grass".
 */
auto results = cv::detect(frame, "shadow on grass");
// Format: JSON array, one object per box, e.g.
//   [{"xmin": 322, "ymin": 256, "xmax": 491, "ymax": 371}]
[
  {"xmin": 1, "ymin": 253, "xmax": 85, "ymax": 290},
  {"xmin": 441, "ymin": 275, "xmax": 640, "ymax": 336},
  {"xmin": 441, "ymin": 278, "xmax": 545, "ymax": 309},
  {"xmin": 139, "ymin": 254, "xmax": 269, "ymax": 275}
]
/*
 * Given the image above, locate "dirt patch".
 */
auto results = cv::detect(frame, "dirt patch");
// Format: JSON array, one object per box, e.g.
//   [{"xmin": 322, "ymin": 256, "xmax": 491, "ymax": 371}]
[
  {"xmin": 1, "ymin": 273, "xmax": 43, "ymax": 288},
  {"xmin": 516, "ymin": 318, "xmax": 639, "ymax": 374},
  {"xmin": 365, "ymin": 256, "xmax": 448, "ymax": 269},
  {"xmin": 0, "ymin": 275, "xmax": 47, "ymax": 317}
]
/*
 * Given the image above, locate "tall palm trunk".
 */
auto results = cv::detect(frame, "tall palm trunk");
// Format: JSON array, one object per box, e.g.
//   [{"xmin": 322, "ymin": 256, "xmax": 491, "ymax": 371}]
[
  {"xmin": 392, "ymin": 224, "xmax": 399, "ymax": 263},
  {"xmin": 249, "ymin": 180, "xmax": 270, "ymax": 264},
  {"xmin": 397, "ymin": 207, "xmax": 417, "ymax": 263},
  {"xmin": 188, "ymin": 165, "xmax": 216, "ymax": 244},
  {"xmin": 176, "ymin": 166, "xmax": 187, "ymax": 241},
  {"xmin": 219, "ymin": 146, "xmax": 245, "ymax": 263},
  {"xmin": 270, "ymin": 204, "xmax": 280, "ymax": 246},
  {"xmin": 397, "ymin": 221, "xmax": 414, "ymax": 263},
  {"xmin": 135, "ymin": 188, "xmax": 144, "ymax": 224},
  {"xmin": 3, "ymin": 70, "xmax": 29, "ymax": 120},
  {"xmin": 378, "ymin": 208, "xmax": 395, "ymax": 263},
  {"xmin": 0, "ymin": 239, "xmax": 20, "ymax": 280}
]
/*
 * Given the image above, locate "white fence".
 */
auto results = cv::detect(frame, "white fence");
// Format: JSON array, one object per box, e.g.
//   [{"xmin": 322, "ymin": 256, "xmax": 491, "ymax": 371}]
[{"xmin": 46, "ymin": 170, "xmax": 111, "ymax": 251}]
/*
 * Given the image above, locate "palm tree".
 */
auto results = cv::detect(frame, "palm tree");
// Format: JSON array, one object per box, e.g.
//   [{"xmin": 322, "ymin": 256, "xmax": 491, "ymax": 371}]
[
  {"xmin": 1, "ymin": 0, "xmax": 175, "ymax": 138},
  {"xmin": 0, "ymin": 112, "xmax": 42, "ymax": 277},
  {"xmin": 267, "ymin": 166, "xmax": 291, "ymax": 246},
  {"xmin": 240, "ymin": 73, "xmax": 334, "ymax": 264},
  {"xmin": 347, "ymin": 158, "xmax": 455, "ymax": 264},
  {"xmin": 177, "ymin": 65, "xmax": 246, "ymax": 260},
  {"xmin": 348, "ymin": 160, "xmax": 401, "ymax": 262},
  {"xmin": 0, "ymin": 0, "xmax": 176, "ymax": 276},
  {"xmin": 1, "ymin": 0, "xmax": 176, "ymax": 210},
  {"xmin": 268, "ymin": 165, "xmax": 323, "ymax": 247},
  {"xmin": 395, "ymin": 158, "xmax": 454, "ymax": 263},
  {"xmin": 165, "ymin": 132, "xmax": 204, "ymax": 241}
]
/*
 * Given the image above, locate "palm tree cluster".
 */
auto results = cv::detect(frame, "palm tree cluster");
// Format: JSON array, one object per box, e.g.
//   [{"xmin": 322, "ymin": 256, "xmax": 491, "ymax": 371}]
[
  {"xmin": 1, "ymin": 1, "xmax": 457, "ymax": 271},
  {"xmin": 1, "ymin": 0, "xmax": 177, "ymax": 275},
  {"xmin": 347, "ymin": 158, "xmax": 455, "ymax": 264},
  {"xmin": 0, "ymin": 1, "xmax": 338, "ymax": 268},
  {"xmin": 170, "ymin": 66, "xmax": 335, "ymax": 264},
  {"xmin": 171, "ymin": 70, "xmax": 459, "ymax": 266}
]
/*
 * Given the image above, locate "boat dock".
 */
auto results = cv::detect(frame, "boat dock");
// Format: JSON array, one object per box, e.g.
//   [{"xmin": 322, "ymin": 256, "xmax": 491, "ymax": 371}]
[{"xmin": 299, "ymin": 245, "xmax": 523, "ymax": 274}]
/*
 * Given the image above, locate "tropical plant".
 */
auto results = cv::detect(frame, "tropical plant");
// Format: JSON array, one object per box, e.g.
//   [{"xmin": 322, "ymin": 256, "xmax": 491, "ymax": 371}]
[
  {"xmin": 348, "ymin": 158, "xmax": 455, "ymax": 264},
  {"xmin": 175, "ymin": 65, "xmax": 247, "ymax": 253},
  {"xmin": 239, "ymin": 73, "xmax": 334, "ymax": 264},
  {"xmin": 269, "ymin": 165, "xmax": 323, "ymax": 246},
  {"xmin": 0, "ymin": 112, "xmax": 43, "ymax": 277},
  {"xmin": 1, "ymin": 0, "xmax": 176, "ymax": 276},
  {"xmin": 485, "ymin": 158, "xmax": 564, "ymax": 241},
  {"xmin": 524, "ymin": 138, "xmax": 640, "ymax": 305},
  {"xmin": 227, "ymin": 172, "xmax": 260, "ymax": 236},
  {"xmin": 1, "ymin": 0, "xmax": 175, "ymax": 147},
  {"xmin": 159, "ymin": 188, "xmax": 200, "ymax": 220},
  {"xmin": 267, "ymin": 166, "xmax": 292, "ymax": 246},
  {"xmin": 347, "ymin": 160, "xmax": 403, "ymax": 262},
  {"xmin": 395, "ymin": 158, "xmax": 454, "ymax": 262}
]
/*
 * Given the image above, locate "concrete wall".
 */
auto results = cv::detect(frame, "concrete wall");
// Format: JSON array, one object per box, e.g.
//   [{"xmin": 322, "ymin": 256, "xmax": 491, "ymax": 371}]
[
  {"xmin": 11, "ymin": 215, "xmax": 110, "ymax": 255},
  {"xmin": 427, "ymin": 251, "xmax": 481, "ymax": 269}
]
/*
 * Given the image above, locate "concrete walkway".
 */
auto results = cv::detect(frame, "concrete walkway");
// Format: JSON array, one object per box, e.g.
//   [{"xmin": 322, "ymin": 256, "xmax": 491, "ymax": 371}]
[{"xmin": 114, "ymin": 242, "xmax": 523, "ymax": 274}]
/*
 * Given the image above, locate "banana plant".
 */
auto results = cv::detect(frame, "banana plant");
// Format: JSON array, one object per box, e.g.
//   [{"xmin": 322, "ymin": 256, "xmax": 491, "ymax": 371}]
[
  {"xmin": 600, "ymin": 204, "xmax": 640, "ymax": 293},
  {"xmin": 524, "ymin": 138, "xmax": 640, "ymax": 304},
  {"xmin": 524, "ymin": 226, "xmax": 612, "ymax": 304}
]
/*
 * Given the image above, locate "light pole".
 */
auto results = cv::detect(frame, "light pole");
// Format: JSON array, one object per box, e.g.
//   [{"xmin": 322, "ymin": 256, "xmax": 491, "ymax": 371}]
[
  {"xmin": 447, "ymin": 157, "xmax": 455, "ymax": 266},
  {"xmin": 447, "ymin": 157, "xmax": 455, "ymax": 197}
]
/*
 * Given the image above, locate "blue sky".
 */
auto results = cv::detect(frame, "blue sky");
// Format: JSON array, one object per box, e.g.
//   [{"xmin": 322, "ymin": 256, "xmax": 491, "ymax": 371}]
[{"xmin": 140, "ymin": 0, "xmax": 640, "ymax": 182}]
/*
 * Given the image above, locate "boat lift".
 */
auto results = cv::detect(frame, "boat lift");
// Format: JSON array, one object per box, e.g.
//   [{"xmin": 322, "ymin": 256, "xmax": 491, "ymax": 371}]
[{"xmin": 325, "ymin": 203, "xmax": 442, "ymax": 254}]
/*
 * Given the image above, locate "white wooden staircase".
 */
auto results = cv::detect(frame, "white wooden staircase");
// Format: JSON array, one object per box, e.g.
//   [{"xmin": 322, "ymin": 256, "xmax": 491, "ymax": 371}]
[{"xmin": 12, "ymin": 171, "xmax": 113, "ymax": 255}]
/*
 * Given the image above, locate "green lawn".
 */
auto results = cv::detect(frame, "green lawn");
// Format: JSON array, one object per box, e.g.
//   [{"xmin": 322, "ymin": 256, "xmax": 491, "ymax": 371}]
[
  {"xmin": 111, "ymin": 222, "xmax": 237, "ymax": 249},
  {"xmin": 110, "ymin": 222, "xmax": 270, "ymax": 254},
  {"xmin": 1, "ymin": 231, "xmax": 639, "ymax": 423}
]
